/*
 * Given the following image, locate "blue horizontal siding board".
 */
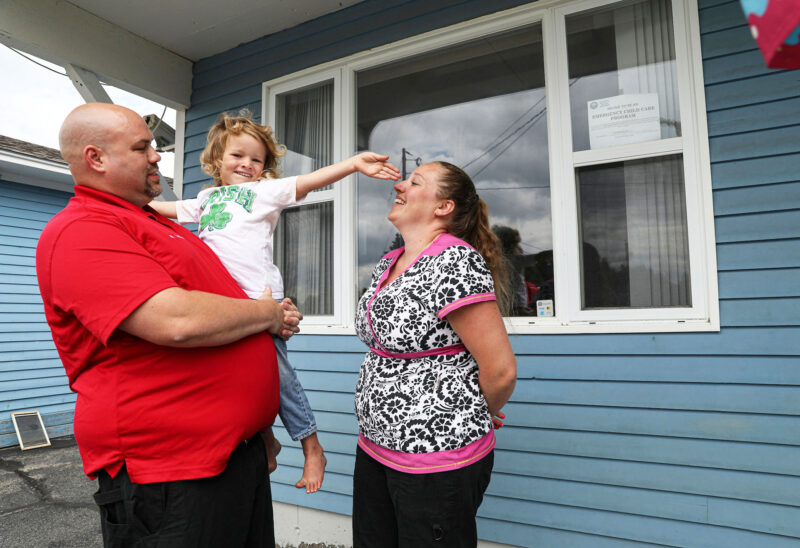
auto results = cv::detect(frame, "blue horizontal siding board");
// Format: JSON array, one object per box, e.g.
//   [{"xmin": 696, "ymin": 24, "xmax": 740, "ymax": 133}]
[
  {"xmin": 718, "ymin": 268, "xmax": 800, "ymax": 298},
  {"xmin": 0, "ymin": 369, "xmax": 65, "ymax": 383},
  {"xmin": 717, "ymin": 239, "xmax": 800, "ymax": 270},
  {"xmin": 698, "ymin": 1, "xmax": 746, "ymax": 34},
  {"xmin": 516, "ymin": 354, "xmax": 800, "ymax": 384},
  {"xmin": 0, "ymin": 358, "xmax": 63, "ymax": 371},
  {"xmin": 295, "ymin": 370, "xmax": 357, "ymax": 393},
  {"xmin": 709, "ymin": 126, "xmax": 800, "ymax": 162},
  {"xmin": 0, "ymin": 197, "xmax": 65, "ymax": 216},
  {"xmin": 708, "ymin": 498, "xmax": 800, "ymax": 538},
  {"xmin": 0, "ymin": 293, "xmax": 44, "ymax": 306},
  {"xmin": 0, "ymin": 255, "xmax": 34, "ymax": 267},
  {"xmin": 0, "ymin": 294, "xmax": 46, "ymax": 305},
  {"xmin": 498, "ymin": 451, "xmax": 800, "ymax": 507},
  {"xmin": 719, "ymin": 298, "xmax": 800, "ymax": 326},
  {"xmin": 700, "ymin": 25, "xmax": 756, "ymax": 59},
  {"xmin": 513, "ymin": 379, "xmax": 800, "ymax": 414},
  {"xmin": 476, "ymin": 518, "xmax": 668, "ymax": 548},
  {"xmin": 507, "ymin": 402, "xmax": 800, "ymax": 445},
  {"xmin": 0, "ymin": 263, "xmax": 37, "ymax": 276},
  {"xmin": 0, "ymin": 375, "xmax": 69, "ymax": 392},
  {"xmin": 186, "ymin": 86, "xmax": 262, "ymax": 129},
  {"xmin": 0, "ymin": 313, "xmax": 48, "ymax": 323},
  {"xmin": 499, "ymin": 429, "xmax": 800, "ymax": 476},
  {"xmin": 713, "ymin": 182, "xmax": 800, "ymax": 215},
  {"xmin": 0, "ymin": 350, "xmax": 59, "ymax": 362},
  {"xmin": 707, "ymin": 98, "xmax": 800, "ymax": 137},
  {"xmin": 703, "ymin": 50, "xmax": 783, "ymax": 85},
  {"xmin": 307, "ymin": 410, "xmax": 358, "ymax": 435},
  {"xmin": 0, "ymin": 246, "xmax": 36, "ymax": 259},
  {"xmin": 479, "ymin": 496, "xmax": 799, "ymax": 548},
  {"xmin": 705, "ymin": 71, "xmax": 800, "ymax": 111},
  {"xmin": 0, "ymin": 393, "xmax": 76, "ymax": 413},
  {"xmin": 0, "ymin": 303, "xmax": 46, "ymax": 314},
  {"xmin": 0, "ymin": 212, "xmax": 52, "ymax": 230},
  {"xmin": 488, "ymin": 473, "xmax": 711, "ymax": 523},
  {"xmin": 714, "ymin": 210, "xmax": 800, "ymax": 243},
  {"xmin": 304, "ymin": 389, "xmax": 357, "ymax": 414},
  {"xmin": 0, "ymin": 182, "xmax": 72, "ymax": 203}
]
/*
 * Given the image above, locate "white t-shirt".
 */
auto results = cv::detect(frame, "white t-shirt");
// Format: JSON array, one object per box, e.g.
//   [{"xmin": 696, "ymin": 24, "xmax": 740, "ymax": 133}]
[{"xmin": 175, "ymin": 177, "xmax": 302, "ymax": 299}]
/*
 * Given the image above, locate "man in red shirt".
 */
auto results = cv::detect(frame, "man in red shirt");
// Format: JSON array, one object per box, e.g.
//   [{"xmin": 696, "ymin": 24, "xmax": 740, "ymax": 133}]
[{"xmin": 36, "ymin": 103, "xmax": 300, "ymax": 547}]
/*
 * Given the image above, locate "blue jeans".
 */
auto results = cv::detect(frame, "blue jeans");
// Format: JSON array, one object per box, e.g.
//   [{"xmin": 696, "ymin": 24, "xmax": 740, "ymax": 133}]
[{"xmin": 273, "ymin": 336, "xmax": 317, "ymax": 441}]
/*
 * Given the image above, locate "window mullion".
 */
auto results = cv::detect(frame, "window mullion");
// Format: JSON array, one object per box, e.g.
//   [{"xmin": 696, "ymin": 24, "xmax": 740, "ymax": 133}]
[{"xmin": 546, "ymin": 5, "xmax": 582, "ymax": 325}]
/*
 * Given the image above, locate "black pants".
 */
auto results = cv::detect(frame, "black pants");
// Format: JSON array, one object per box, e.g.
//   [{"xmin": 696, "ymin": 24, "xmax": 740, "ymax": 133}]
[
  {"xmin": 352, "ymin": 446, "xmax": 494, "ymax": 548},
  {"xmin": 94, "ymin": 435, "xmax": 273, "ymax": 547}
]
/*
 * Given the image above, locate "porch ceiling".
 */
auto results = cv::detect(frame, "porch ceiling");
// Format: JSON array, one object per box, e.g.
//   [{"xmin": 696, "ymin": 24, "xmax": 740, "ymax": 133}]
[
  {"xmin": 66, "ymin": 0, "xmax": 363, "ymax": 61},
  {"xmin": 0, "ymin": 0, "xmax": 362, "ymax": 108}
]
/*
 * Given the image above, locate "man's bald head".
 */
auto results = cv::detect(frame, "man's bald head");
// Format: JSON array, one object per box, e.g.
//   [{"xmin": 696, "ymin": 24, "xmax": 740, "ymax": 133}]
[
  {"xmin": 58, "ymin": 103, "xmax": 162, "ymax": 206},
  {"xmin": 59, "ymin": 103, "xmax": 136, "ymax": 164}
]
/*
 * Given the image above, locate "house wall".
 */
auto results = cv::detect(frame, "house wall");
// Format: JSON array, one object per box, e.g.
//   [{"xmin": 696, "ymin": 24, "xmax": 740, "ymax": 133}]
[
  {"xmin": 183, "ymin": 0, "xmax": 800, "ymax": 546},
  {"xmin": 0, "ymin": 180, "xmax": 73, "ymax": 446}
]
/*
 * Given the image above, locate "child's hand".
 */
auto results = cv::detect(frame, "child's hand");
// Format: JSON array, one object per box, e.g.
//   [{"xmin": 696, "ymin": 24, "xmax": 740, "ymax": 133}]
[
  {"xmin": 354, "ymin": 152, "xmax": 401, "ymax": 181},
  {"xmin": 280, "ymin": 297, "xmax": 303, "ymax": 340}
]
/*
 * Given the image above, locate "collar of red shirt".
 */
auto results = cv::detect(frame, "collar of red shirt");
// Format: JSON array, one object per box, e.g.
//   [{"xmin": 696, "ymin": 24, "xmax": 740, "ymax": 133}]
[{"xmin": 73, "ymin": 185, "xmax": 159, "ymax": 218}]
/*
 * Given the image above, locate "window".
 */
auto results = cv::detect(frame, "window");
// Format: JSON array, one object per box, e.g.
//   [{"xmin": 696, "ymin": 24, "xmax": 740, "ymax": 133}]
[{"xmin": 263, "ymin": 0, "xmax": 717, "ymax": 333}]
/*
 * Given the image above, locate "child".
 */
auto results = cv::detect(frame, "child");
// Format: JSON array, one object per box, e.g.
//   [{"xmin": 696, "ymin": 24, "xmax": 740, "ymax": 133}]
[{"xmin": 149, "ymin": 112, "xmax": 400, "ymax": 493}]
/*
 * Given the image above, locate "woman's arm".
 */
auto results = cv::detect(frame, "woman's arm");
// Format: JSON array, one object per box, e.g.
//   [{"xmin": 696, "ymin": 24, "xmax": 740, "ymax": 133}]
[
  {"xmin": 447, "ymin": 301, "xmax": 517, "ymax": 417},
  {"xmin": 295, "ymin": 152, "xmax": 400, "ymax": 200},
  {"xmin": 148, "ymin": 200, "xmax": 178, "ymax": 219}
]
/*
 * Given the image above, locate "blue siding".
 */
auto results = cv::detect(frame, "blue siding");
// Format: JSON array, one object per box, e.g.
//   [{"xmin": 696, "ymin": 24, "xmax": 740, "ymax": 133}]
[
  {"xmin": 188, "ymin": 0, "xmax": 800, "ymax": 546},
  {"xmin": 0, "ymin": 181, "xmax": 73, "ymax": 447}
]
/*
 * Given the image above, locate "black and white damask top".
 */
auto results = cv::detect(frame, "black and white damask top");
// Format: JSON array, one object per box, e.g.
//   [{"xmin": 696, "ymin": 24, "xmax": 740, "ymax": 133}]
[{"xmin": 355, "ymin": 233, "xmax": 497, "ymax": 472}]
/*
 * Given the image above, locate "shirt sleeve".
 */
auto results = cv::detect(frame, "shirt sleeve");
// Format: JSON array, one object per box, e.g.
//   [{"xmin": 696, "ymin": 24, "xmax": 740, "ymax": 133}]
[
  {"xmin": 432, "ymin": 245, "xmax": 496, "ymax": 319},
  {"xmin": 175, "ymin": 198, "xmax": 201, "ymax": 224},
  {"xmin": 47, "ymin": 218, "xmax": 180, "ymax": 345}
]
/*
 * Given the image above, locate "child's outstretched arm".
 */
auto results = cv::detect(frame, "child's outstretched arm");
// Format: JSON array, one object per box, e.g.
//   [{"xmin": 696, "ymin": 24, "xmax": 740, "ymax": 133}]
[
  {"xmin": 295, "ymin": 152, "xmax": 400, "ymax": 200},
  {"xmin": 148, "ymin": 200, "xmax": 178, "ymax": 219}
]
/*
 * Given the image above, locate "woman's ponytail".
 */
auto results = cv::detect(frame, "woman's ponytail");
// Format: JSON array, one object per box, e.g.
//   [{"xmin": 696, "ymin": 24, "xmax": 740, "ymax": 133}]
[{"xmin": 433, "ymin": 162, "xmax": 512, "ymax": 315}]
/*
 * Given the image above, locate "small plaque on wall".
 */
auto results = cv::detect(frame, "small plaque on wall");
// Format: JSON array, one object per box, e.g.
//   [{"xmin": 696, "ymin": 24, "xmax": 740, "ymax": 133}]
[{"xmin": 11, "ymin": 411, "xmax": 51, "ymax": 450}]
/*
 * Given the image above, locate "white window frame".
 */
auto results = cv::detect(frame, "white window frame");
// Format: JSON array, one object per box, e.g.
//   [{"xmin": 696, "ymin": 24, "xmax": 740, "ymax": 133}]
[
  {"xmin": 263, "ymin": 68, "xmax": 351, "ymax": 331},
  {"xmin": 262, "ymin": 0, "xmax": 719, "ymax": 335}
]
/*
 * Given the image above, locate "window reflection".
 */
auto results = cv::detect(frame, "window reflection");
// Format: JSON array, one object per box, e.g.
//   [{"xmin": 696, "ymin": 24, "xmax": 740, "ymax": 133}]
[
  {"xmin": 567, "ymin": 0, "xmax": 680, "ymax": 151},
  {"xmin": 356, "ymin": 24, "xmax": 552, "ymax": 317},
  {"xmin": 577, "ymin": 155, "xmax": 691, "ymax": 308}
]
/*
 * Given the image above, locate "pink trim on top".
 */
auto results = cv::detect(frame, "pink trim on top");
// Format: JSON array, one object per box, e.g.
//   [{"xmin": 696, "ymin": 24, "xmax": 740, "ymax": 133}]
[
  {"xmin": 437, "ymin": 292, "xmax": 496, "ymax": 319},
  {"xmin": 369, "ymin": 343, "xmax": 466, "ymax": 359},
  {"xmin": 358, "ymin": 431, "xmax": 495, "ymax": 474},
  {"xmin": 419, "ymin": 232, "xmax": 475, "ymax": 257}
]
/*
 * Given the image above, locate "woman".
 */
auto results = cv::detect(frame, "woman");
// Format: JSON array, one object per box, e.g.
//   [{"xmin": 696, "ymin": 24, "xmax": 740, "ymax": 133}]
[{"xmin": 353, "ymin": 161, "xmax": 517, "ymax": 547}]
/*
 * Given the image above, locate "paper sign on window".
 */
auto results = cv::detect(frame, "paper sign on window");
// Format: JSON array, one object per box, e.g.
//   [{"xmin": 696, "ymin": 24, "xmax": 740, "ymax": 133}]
[{"xmin": 588, "ymin": 94, "xmax": 660, "ymax": 149}]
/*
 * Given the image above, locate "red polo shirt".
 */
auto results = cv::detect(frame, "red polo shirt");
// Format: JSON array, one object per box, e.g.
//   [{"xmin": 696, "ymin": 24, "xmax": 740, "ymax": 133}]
[{"xmin": 36, "ymin": 185, "xmax": 278, "ymax": 484}]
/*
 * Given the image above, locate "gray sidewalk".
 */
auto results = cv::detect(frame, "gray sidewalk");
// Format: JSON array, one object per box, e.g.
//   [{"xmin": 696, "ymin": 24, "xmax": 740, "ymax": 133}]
[{"xmin": 0, "ymin": 436, "xmax": 101, "ymax": 547}]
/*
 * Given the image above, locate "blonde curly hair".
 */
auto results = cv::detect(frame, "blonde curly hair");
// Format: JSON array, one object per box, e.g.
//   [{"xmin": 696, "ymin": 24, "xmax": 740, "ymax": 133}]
[{"xmin": 200, "ymin": 110, "xmax": 285, "ymax": 187}]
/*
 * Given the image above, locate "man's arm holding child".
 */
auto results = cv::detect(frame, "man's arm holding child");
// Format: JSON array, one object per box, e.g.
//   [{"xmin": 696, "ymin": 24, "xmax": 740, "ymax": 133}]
[
  {"xmin": 119, "ymin": 286, "xmax": 300, "ymax": 347},
  {"xmin": 296, "ymin": 152, "xmax": 400, "ymax": 200}
]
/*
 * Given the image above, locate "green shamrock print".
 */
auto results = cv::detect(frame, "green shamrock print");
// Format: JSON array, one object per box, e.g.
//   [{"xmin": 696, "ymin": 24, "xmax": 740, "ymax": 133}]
[{"xmin": 200, "ymin": 203, "xmax": 232, "ymax": 231}]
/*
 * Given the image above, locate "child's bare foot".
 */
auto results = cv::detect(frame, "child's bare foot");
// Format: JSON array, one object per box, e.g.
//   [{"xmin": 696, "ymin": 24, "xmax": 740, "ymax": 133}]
[
  {"xmin": 295, "ymin": 433, "xmax": 326, "ymax": 493},
  {"xmin": 261, "ymin": 428, "xmax": 281, "ymax": 474}
]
